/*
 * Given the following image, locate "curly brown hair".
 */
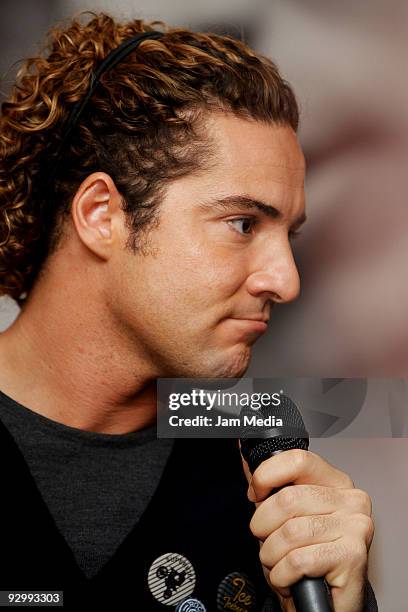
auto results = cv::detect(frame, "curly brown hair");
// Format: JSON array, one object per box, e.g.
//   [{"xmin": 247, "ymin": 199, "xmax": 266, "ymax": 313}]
[{"xmin": 0, "ymin": 12, "xmax": 299, "ymax": 308}]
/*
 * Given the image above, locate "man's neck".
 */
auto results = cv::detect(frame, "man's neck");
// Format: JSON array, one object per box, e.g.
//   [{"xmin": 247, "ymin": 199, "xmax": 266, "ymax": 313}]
[{"xmin": 0, "ymin": 286, "xmax": 159, "ymax": 435}]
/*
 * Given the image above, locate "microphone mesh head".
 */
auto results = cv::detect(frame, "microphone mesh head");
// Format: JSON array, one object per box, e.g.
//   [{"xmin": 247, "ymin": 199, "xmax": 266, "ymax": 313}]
[{"xmin": 239, "ymin": 394, "xmax": 309, "ymax": 474}]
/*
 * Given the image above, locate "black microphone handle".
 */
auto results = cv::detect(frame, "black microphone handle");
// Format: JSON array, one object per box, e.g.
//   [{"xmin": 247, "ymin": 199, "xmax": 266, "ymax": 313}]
[
  {"xmin": 259, "ymin": 450, "xmax": 334, "ymax": 612},
  {"xmin": 291, "ymin": 577, "xmax": 333, "ymax": 612}
]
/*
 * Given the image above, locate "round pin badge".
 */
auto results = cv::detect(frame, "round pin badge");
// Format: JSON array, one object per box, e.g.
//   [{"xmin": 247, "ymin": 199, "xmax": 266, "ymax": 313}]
[
  {"xmin": 217, "ymin": 572, "xmax": 257, "ymax": 611},
  {"xmin": 175, "ymin": 597, "xmax": 207, "ymax": 611},
  {"xmin": 147, "ymin": 552, "xmax": 196, "ymax": 606}
]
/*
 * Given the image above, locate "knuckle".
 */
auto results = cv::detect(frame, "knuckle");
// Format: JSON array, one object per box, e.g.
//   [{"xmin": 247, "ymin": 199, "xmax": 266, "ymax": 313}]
[
  {"xmin": 354, "ymin": 513, "xmax": 375, "ymax": 542},
  {"xmin": 259, "ymin": 544, "xmax": 270, "ymax": 568},
  {"xmin": 367, "ymin": 516, "xmax": 375, "ymax": 543},
  {"xmin": 282, "ymin": 515, "xmax": 329, "ymax": 545},
  {"xmin": 308, "ymin": 514, "xmax": 332, "ymax": 538},
  {"xmin": 310, "ymin": 484, "xmax": 334, "ymax": 504},
  {"xmin": 249, "ymin": 515, "xmax": 263, "ymax": 540},
  {"xmin": 276, "ymin": 486, "xmax": 300, "ymax": 510},
  {"xmin": 286, "ymin": 548, "xmax": 307, "ymax": 572},
  {"xmin": 252, "ymin": 467, "xmax": 269, "ymax": 492},
  {"xmin": 268, "ymin": 568, "xmax": 282, "ymax": 590},
  {"xmin": 313, "ymin": 541, "xmax": 340, "ymax": 566},
  {"xmin": 353, "ymin": 489, "xmax": 372, "ymax": 515},
  {"xmin": 282, "ymin": 517, "xmax": 304, "ymax": 543},
  {"xmin": 340, "ymin": 473, "xmax": 355, "ymax": 488},
  {"xmin": 331, "ymin": 537, "xmax": 366, "ymax": 569},
  {"xmin": 349, "ymin": 539, "xmax": 368, "ymax": 567},
  {"xmin": 290, "ymin": 448, "xmax": 309, "ymax": 471}
]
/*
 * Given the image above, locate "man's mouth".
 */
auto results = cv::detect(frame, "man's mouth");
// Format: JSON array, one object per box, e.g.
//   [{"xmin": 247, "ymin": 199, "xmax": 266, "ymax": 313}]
[
  {"xmin": 239, "ymin": 316, "xmax": 269, "ymax": 323},
  {"xmin": 229, "ymin": 318, "xmax": 268, "ymax": 334}
]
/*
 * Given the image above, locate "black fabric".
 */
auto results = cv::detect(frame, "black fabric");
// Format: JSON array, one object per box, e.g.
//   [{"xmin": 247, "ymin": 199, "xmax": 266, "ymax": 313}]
[
  {"xmin": 0, "ymin": 414, "xmax": 280, "ymax": 610},
  {"xmin": 0, "ymin": 388, "xmax": 174, "ymax": 580},
  {"xmin": 0, "ymin": 412, "xmax": 378, "ymax": 611}
]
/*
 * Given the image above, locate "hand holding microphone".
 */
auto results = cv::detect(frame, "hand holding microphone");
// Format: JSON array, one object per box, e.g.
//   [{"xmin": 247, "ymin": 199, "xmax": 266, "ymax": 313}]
[{"xmin": 239, "ymin": 396, "xmax": 374, "ymax": 612}]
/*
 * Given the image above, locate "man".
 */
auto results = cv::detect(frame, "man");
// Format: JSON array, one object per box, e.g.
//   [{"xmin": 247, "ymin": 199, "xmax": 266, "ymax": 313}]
[{"xmin": 0, "ymin": 13, "xmax": 376, "ymax": 611}]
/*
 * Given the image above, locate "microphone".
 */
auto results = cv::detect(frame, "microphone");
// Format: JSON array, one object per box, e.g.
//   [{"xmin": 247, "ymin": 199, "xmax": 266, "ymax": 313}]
[{"xmin": 239, "ymin": 394, "xmax": 334, "ymax": 612}]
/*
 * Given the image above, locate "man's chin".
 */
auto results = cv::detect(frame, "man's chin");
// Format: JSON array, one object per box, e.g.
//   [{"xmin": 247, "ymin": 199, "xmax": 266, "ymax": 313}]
[
  {"xmin": 160, "ymin": 343, "xmax": 252, "ymax": 379},
  {"xmin": 202, "ymin": 344, "xmax": 252, "ymax": 379}
]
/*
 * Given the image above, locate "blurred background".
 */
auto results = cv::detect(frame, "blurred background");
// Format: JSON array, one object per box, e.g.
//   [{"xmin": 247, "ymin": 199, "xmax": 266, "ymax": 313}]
[{"xmin": 1, "ymin": 0, "xmax": 407, "ymax": 609}]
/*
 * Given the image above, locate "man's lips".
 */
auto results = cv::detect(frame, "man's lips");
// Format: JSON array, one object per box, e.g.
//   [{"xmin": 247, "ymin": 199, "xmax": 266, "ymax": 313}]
[
  {"xmin": 238, "ymin": 316, "xmax": 269, "ymax": 323},
  {"xmin": 229, "ymin": 318, "xmax": 269, "ymax": 333}
]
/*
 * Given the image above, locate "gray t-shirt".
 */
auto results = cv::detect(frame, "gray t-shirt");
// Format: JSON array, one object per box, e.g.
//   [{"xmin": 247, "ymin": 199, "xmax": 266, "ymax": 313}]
[{"xmin": 0, "ymin": 388, "xmax": 174, "ymax": 579}]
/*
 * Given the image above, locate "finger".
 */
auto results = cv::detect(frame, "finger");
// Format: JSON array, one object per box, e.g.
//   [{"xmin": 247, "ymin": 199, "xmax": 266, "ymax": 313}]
[
  {"xmin": 248, "ymin": 449, "xmax": 354, "ymax": 502},
  {"xmin": 250, "ymin": 485, "xmax": 372, "ymax": 540},
  {"xmin": 259, "ymin": 512, "xmax": 374, "ymax": 569},
  {"xmin": 268, "ymin": 536, "xmax": 368, "ymax": 599}
]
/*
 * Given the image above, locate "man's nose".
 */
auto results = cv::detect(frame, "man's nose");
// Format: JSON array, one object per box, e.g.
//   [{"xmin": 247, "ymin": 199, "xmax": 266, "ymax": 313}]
[{"xmin": 245, "ymin": 243, "xmax": 300, "ymax": 304}]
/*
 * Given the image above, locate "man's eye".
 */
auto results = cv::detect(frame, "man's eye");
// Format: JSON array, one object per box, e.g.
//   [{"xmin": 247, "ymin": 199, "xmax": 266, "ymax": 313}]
[{"xmin": 227, "ymin": 217, "xmax": 257, "ymax": 236}]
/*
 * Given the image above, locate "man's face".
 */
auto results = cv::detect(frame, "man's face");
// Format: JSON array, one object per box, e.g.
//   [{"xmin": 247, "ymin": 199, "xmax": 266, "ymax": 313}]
[{"xmin": 109, "ymin": 113, "xmax": 306, "ymax": 378}]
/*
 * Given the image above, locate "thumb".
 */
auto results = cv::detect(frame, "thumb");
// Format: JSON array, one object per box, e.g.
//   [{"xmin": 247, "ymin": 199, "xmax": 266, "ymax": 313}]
[
  {"xmin": 238, "ymin": 439, "xmax": 252, "ymax": 483},
  {"xmin": 238, "ymin": 440, "xmax": 256, "ymax": 502}
]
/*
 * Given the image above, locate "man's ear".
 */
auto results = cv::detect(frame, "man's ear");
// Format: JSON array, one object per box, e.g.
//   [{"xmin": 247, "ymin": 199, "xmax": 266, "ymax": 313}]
[{"xmin": 70, "ymin": 171, "xmax": 122, "ymax": 260}]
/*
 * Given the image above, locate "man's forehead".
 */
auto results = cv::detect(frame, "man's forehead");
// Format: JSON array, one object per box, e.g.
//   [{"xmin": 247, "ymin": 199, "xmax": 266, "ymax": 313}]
[
  {"xmin": 162, "ymin": 113, "xmax": 305, "ymax": 218},
  {"xmin": 204, "ymin": 112, "xmax": 305, "ymax": 185}
]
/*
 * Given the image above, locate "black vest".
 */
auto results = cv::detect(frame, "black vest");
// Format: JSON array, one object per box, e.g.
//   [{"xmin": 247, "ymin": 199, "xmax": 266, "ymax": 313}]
[{"xmin": 0, "ymin": 416, "xmax": 280, "ymax": 611}]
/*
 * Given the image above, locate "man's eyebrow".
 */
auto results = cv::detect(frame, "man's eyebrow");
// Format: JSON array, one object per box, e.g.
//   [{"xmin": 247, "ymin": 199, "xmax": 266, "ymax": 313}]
[{"xmin": 197, "ymin": 195, "xmax": 307, "ymax": 227}]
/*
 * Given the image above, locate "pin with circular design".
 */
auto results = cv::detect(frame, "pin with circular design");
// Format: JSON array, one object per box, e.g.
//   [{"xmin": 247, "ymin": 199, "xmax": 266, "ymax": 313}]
[
  {"xmin": 217, "ymin": 571, "xmax": 257, "ymax": 611},
  {"xmin": 147, "ymin": 552, "xmax": 196, "ymax": 606},
  {"xmin": 175, "ymin": 597, "xmax": 207, "ymax": 611}
]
